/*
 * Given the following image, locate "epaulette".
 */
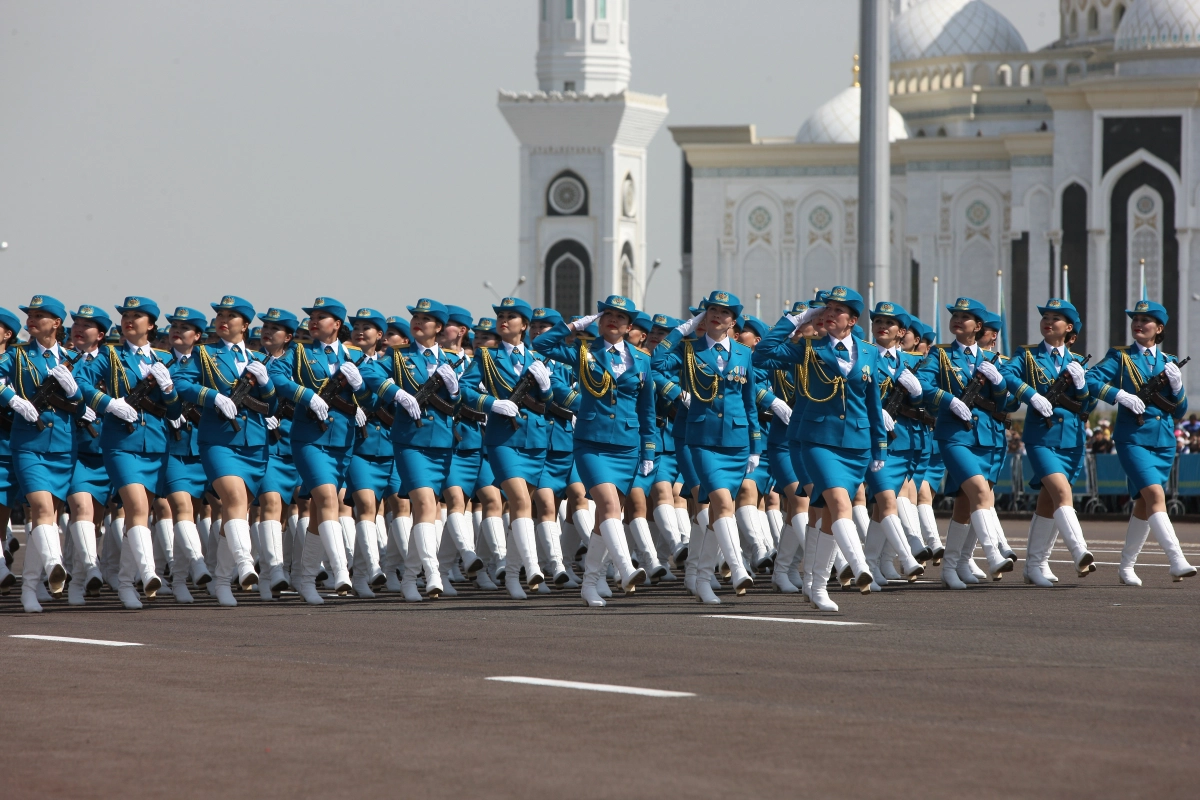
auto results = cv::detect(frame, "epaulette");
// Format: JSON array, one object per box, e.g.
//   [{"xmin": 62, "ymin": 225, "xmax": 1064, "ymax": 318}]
[
  {"xmin": 1113, "ymin": 345, "xmax": 1130, "ymax": 351},
  {"xmin": 858, "ymin": 340, "xmax": 879, "ymax": 353},
  {"xmin": 152, "ymin": 348, "xmax": 171, "ymax": 358},
  {"xmin": 634, "ymin": 345, "xmax": 651, "ymax": 356},
  {"xmin": 1019, "ymin": 344, "xmax": 1038, "ymax": 351},
  {"xmin": 345, "ymin": 344, "xmax": 363, "ymax": 354},
  {"xmin": 903, "ymin": 349, "xmax": 923, "ymax": 356},
  {"xmin": 935, "ymin": 343, "xmax": 953, "ymax": 350}
]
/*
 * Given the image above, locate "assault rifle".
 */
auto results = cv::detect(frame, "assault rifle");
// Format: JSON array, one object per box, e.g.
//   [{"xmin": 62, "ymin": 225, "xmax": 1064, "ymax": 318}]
[
  {"xmin": 411, "ymin": 371, "xmax": 457, "ymax": 429},
  {"xmin": 267, "ymin": 398, "xmax": 294, "ymax": 445},
  {"xmin": 958, "ymin": 354, "xmax": 1009, "ymax": 430},
  {"xmin": 226, "ymin": 369, "xmax": 271, "ymax": 434},
  {"xmin": 883, "ymin": 383, "xmax": 925, "ymax": 441},
  {"xmin": 505, "ymin": 369, "xmax": 546, "ymax": 430},
  {"xmin": 1042, "ymin": 354, "xmax": 1091, "ymax": 429},
  {"xmin": 1135, "ymin": 355, "xmax": 1191, "ymax": 426},
  {"xmin": 29, "ymin": 350, "xmax": 84, "ymax": 432},
  {"xmin": 123, "ymin": 354, "xmax": 176, "ymax": 433},
  {"xmin": 308, "ymin": 353, "xmax": 367, "ymax": 432},
  {"xmin": 171, "ymin": 401, "xmax": 202, "ymax": 442}
]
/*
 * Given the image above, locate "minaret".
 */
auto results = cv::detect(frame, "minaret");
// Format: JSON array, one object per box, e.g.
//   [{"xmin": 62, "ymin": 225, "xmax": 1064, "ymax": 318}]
[{"xmin": 499, "ymin": 1, "xmax": 668, "ymax": 315}]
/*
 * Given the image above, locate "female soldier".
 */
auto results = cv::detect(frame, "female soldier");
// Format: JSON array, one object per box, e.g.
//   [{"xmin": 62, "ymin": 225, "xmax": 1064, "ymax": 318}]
[
  {"xmin": 656, "ymin": 291, "xmax": 763, "ymax": 605},
  {"xmin": 1, "ymin": 296, "xmax": 86, "ymax": 612},
  {"xmin": 1000, "ymin": 298, "xmax": 1097, "ymax": 587},
  {"xmin": 174, "ymin": 295, "xmax": 279, "ymax": 606},
  {"xmin": 536, "ymin": 295, "xmax": 654, "ymax": 606},
  {"xmin": 62, "ymin": 304, "xmax": 111, "ymax": 605},
  {"xmin": 459, "ymin": 298, "xmax": 552, "ymax": 599},
  {"xmin": 753, "ymin": 287, "xmax": 886, "ymax": 611},
  {"xmin": 252, "ymin": 307, "xmax": 303, "ymax": 600},
  {"xmin": 1089, "ymin": 299, "xmax": 1195, "ymax": 584},
  {"xmin": 157, "ymin": 307, "xmax": 214, "ymax": 603},
  {"xmin": 644, "ymin": 314, "xmax": 690, "ymax": 572},
  {"xmin": 379, "ymin": 315, "xmax": 414, "ymax": 591},
  {"xmin": 361, "ymin": 299, "xmax": 465, "ymax": 602},
  {"xmin": 267, "ymin": 297, "xmax": 368, "ymax": 604},
  {"xmin": 915, "ymin": 297, "xmax": 1015, "ymax": 590},
  {"xmin": 0, "ymin": 308, "xmax": 21, "ymax": 595},
  {"xmin": 345, "ymin": 307, "xmax": 393, "ymax": 598},
  {"xmin": 861, "ymin": 302, "xmax": 927, "ymax": 589}
]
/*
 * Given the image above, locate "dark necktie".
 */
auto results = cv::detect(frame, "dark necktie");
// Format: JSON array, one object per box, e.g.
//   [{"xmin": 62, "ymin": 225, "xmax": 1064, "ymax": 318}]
[
  {"xmin": 232, "ymin": 345, "xmax": 245, "ymax": 364},
  {"xmin": 608, "ymin": 346, "xmax": 620, "ymax": 367},
  {"xmin": 835, "ymin": 342, "xmax": 849, "ymax": 362}
]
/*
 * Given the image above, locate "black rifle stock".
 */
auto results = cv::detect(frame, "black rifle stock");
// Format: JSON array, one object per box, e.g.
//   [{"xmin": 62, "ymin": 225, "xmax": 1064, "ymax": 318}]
[
  {"xmin": 29, "ymin": 350, "xmax": 84, "ymax": 432},
  {"xmin": 308, "ymin": 353, "xmax": 367, "ymax": 432},
  {"xmin": 1042, "ymin": 354, "xmax": 1091, "ymax": 428},
  {"xmin": 1135, "ymin": 355, "xmax": 1190, "ymax": 426}
]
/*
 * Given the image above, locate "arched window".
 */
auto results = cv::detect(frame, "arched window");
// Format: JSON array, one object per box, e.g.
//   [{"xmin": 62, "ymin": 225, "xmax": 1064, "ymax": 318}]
[
  {"xmin": 919, "ymin": 73, "xmax": 929, "ymax": 92},
  {"xmin": 997, "ymin": 64, "xmax": 1012, "ymax": 87},
  {"xmin": 544, "ymin": 240, "xmax": 592, "ymax": 318},
  {"xmin": 546, "ymin": 171, "xmax": 589, "ymax": 217},
  {"xmin": 1019, "ymin": 63, "xmax": 1033, "ymax": 86},
  {"xmin": 1087, "ymin": 7, "xmax": 1099, "ymax": 33},
  {"xmin": 565, "ymin": 0, "xmax": 574, "ymax": 21},
  {"xmin": 619, "ymin": 242, "xmax": 635, "ymax": 299},
  {"xmin": 1115, "ymin": 4, "xmax": 1126, "ymax": 29},
  {"xmin": 1070, "ymin": 10, "xmax": 1078, "ymax": 36}
]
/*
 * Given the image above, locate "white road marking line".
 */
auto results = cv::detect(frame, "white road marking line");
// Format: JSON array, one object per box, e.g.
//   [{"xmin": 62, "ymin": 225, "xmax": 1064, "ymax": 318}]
[
  {"xmin": 1045, "ymin": 559, "xmax": 1169, "ymax": 567},
  {"xmin": 486, "ymin": 676, "xmax": 694, "ymax": 698},
  {"xmin": 10, "ymin": 634, "xmax": 143, "ymax": 647},
  {"xmin": 704, "ymin": 614, "xmax": 870, "ymax": 626}
]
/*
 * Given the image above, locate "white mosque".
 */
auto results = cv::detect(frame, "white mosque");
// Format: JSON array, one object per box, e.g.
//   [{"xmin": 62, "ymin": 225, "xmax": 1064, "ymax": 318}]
[{"xmin": 671, "ymin": 0, "xmax": 1200, "ymax": 381}]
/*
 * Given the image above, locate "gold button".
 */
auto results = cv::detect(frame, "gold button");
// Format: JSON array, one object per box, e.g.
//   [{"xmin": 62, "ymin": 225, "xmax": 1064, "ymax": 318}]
[
  {"xmin": 141, "ymin": 420, "xmax": 146, "ymax": 426},
  {"xmin": 839, "ymin": 415, "xmax": 845, "ymax": 419},
  {"xmin": 718, "ymin": 413, "xmax": 723, "ymax": 418},
  {"xmin": 47, "ymin": 422, "xmax": 53, "ymax": 428},
  {"xmin": 610, "ymin": 414, "xmax": 615, "ymax": 419}
]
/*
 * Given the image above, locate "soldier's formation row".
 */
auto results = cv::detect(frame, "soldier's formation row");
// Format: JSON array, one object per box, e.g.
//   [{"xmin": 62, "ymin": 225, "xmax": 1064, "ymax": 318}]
[{"xmin": 0, "ymin": 286, "xmax": 1193, "ymax": 615}]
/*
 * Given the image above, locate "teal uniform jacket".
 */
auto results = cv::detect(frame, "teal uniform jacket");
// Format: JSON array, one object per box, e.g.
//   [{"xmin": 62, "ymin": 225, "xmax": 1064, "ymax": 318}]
[
  {"xmin": 459, "ymin": 345, "xmax": 553, "ymax": 450},
  {"xmin": 268, "ymin": 341, "xmax": 368, "ymax": 449},
  {"xmin": 653, "ymin": 328, "xmax": 763, "ymax": 454},
  {"xmin": 535, "ymin": 322, "xmax": 655, "ymax": 457},
  {"xmin": 362, "ymin": 344, "xmax": 459, "ymax": 450},
  {"xmin": 545, "ymin": 359, "xmax": 579, "ymax": 453},
  {"xmin": 1002, "ymin": 344, "xmax": 1096, "ymax": 449},
  {"xmin": 77, "ymin": 344, "xmax": 180, "ymax": 454},
  {"xmin": 174, "ymin": 343, "xmax": 278, "ymax": 447},
  {"xmin": 447, "ymin": 351, "xmax": 484, "ymax": 451},
  {"xmin": 72, "ymin": 352, "xmax": 105, "ymax": 456},
  {"xmin": 874, "ymin": 348, "xmax": 927, "ymax": 454},
  {"xmin": 916, "ymin": 344, "xmax": 1010, "ymax": 449},
  {"xmin": 752, "ymin": 328, "xmax": 887, "ymax": 460},
  {"xmin": 166, "ymin": 351, "xmax": 201, "ymax": 458},
  {"xmin": 750, "ymin": 319, "xmax": 817, "ymax": 447},
  {"xmin": 1088, "ymin": 346, "xmax": 1188, "ymax": 446},
  {"xmin": 0, "ymin": 344, "xmax": 87, "ymax": 453},
  {"xmin": 653, "ymin": 370, "xmax": 683, "ymax": 453},
  {"xmin": 353, "ymin": 353, "xmax": 393, "ymax": 458}
]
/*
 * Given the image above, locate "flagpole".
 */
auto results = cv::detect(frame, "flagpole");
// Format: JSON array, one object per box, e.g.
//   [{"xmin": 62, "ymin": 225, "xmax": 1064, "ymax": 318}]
[
  {"xmin": 1062, "ymin": 263, "xmax": 1070, "ymax": 302},
  {"xmin": 1140, "ymin": 258, "xmax": 1147, "ymax": 301},
  {"xmin": 868, "ymin": 281, "xmax": 875, "ymax": 312},
  {"xmin": 932, "ymin": 275, "xmax": 940, "ymax": 343},
  {"xmin": 997, "ymin": 268, "xmax": 1007, "ymax": 357}
]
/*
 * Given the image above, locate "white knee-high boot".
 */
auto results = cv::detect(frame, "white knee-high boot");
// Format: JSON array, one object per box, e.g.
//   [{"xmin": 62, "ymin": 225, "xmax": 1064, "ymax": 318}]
[
  {"xmin": 1118, "ymin": 515, "xmax": 1150, "ymax": 586},
  {"xmin": 1053, "ymin": 506, "xmax": 1095, "ymax": 577},
  {"xmin": 1148, "ymin": 511, "xmax": 1197, "ymax": 580},
  {"xmin": 809, "ymin": 534, "xmax": 840, "ymax": 612},
  {"xmin": 652, "ymin": 503, "xmax": 685, "ymax": 564},
  {"xmin": 446, "ymin": 511, "xmax": 483, "ymax": 577},
  {"xmin": 771, "ymin": 522, "xmax": 801, "ymax": 593}
]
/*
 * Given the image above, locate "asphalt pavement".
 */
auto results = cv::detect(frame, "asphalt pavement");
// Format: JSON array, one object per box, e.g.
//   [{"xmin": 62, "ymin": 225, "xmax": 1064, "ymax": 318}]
[{"xmin": 3, "ymin": 519, "xmax": 1198, "ymax": 798}]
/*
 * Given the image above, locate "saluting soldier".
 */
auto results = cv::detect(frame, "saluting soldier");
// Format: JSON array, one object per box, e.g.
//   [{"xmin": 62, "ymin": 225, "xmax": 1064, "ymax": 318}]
[
  {"xmin": 656, "ymin": 291, "xmax": 763, "ymax": 605},
  {"xmin": 645, "ymin": 313, "xmax": 691, "ymax": 574},
  {"xmin": 267, "ymin": 297, "xmax": 367, "ymax": 604},
  {"xmin": 1088, "ymin": 299, "xmax": 1196, "ymax": 585},
  {"xmin": 536, "ymin": 295, "xmax": 654, "ymax": 606},
  {"xmin": 753, "ymin": 287, "xmax": 886, "ymax": 611},
  {"xmin": 173, "ymin": 295, "xmax": 279, "ymax": 606},
  {"xmin": 1, "ymin": 296, "xmax": 85, "ymax": 612},
  {"xmin": 1000, "ymin": 298, "xmax": 1097, "ymax": 587}
]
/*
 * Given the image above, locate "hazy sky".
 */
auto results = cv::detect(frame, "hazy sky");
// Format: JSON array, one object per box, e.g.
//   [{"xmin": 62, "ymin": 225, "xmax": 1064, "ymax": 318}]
[{"xmin": 0, "ymin": 1, "xmax": 1057, "ymax": 323}]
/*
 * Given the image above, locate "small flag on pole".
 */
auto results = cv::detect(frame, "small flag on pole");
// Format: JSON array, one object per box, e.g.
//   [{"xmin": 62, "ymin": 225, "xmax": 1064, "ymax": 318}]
[
  {"xmin": 1062, "ymin": 264, "xmax": 1070, "ymax": 302},
  {"xmin": 1140, "ymin": 258, "xmax": 1148, "ymax": 301},
  {"xmin": 997, "ymin": 270, "xmax": 1009, "ymax": 357}
]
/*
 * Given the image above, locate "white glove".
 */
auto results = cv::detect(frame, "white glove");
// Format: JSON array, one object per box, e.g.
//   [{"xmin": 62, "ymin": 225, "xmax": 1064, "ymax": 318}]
[
  {"xmin": 746, "ymin": 454, "xmax": 760, "ymax": 474},
  {"xmin": 82, "ymin": 406, "xmax": 97, "ymax": 423},
  {"xmin": 949, "ymin": 397, "xmax": 973, "ymax": 422},
  {"xmin": 353, "ymin": 406, "xmax": 366, "ymax": 427},
  {"xmin": 150, "ymin": 362, "xmax": 175, "ymax": 393},
  {"xmin": 870, "ymin": 459, "xmax": 886, "ymax": 473},
  {"xmin": 9, "ymin": 395, "xmax": 38, "ymax": 423},
  {"xmin": 394, "ymin": 389, "xmax": 421, "ymax": 421},
  {"xmin": 1116, "ymin": 390, "xmax": 1146, "ymax": 415},
  {"xmin": 339, "ymin": 361, "xmax": 363, "ymax": 391},
  {"xmin": 676, "ymin": 311, "xmax": 707, "ymax": 337},
  {"xmin": 882, "ymin": 409, "xmax": 895, "ymax": 432},
  {"xmin": 435, "ymin": 363, "xmax": 459, "ymax": 396},
  {"xmin": 265, "ymin": 416, "xmax": 279, "ymax": 430},
  {"xmin": 104, "ymin": 397, "xmax": 139, "ymax": 423},
  {"xmin": 48, "ymin": 364, "xmax": 78, "ymax": 396},
  {"xmin": 639, "ymin": 460, "xmax": 655, "ymax": 477},
  {"xmin": 1165, "ymin": 362, "xmax": 1184, "ymax": 394},
  {"xmin": 786, "ymin": 306, "xmax": 822, "ymax": 331},
  {"xmin": 491, "ymin": 399, "xmax": 519, "ymax": 417},
  {"xmin": 977, "ymin": 360, "xmax": 1003, "ymax": 386},
  {"xmin": 679, "ymin": 391, "xmax": 691, "ymax": 409},
  {"xmin": 214, "ymin": 394, "xmax": 238, "ymax": 420},
  {"xmin": 1029, "ymin": 393, "xmax": 1054, "ymax": 418},
  {"xmin": 769, "ymin": 398, "xmax": 792, "ymax": 425},
  {"xmin": 528, "ymin": 360, "xmax": 552, "ymax": 392},
  {"xmin": 244, "ymin": 360, "xmax": 270, "ymax": 388},
  {"xmin": 570, "ymin": 313, "xmax": 600, "ymax": 332},
  {"xmin": 168, "ymin": 415, "xmax": 183, "ymax": 429},
  {"xmin": 1066, "ymin": 360, "xmax": 1086, "ymax": 390},
  {"xmin": 308, "ymin": 394, "xmax": 329, "ymax": 421},
  {"xmin": 897, "ymin": 369, "xmax": 923, "ymax": 399}
]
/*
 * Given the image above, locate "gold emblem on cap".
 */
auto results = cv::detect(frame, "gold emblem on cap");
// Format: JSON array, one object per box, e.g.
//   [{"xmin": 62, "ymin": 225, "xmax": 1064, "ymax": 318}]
[
  {"xmin": 1136, "ymin": 301, "xmax": 1149, "ymax": 311},
  {"xmin": 832, "ymin": 287, "xmax": 847, "ymax": 298},
  {"xmin": 357, "ymin": 309, "xmax": 370, "ymax": 317},
  {"xmin": 533, "ymin": 309, "xmax": 546, "ymax": 317},
  {"xmin": 502, "ymin": 298, "xmax": 515, "ymax": 307},
  {"xmin": 714, "ymin": 291, "xmax": 729, "ymax": 303},
  {"xmin": 80, "ymin": 305, "xmax": 95, "ymax": 315},
  {"xmin": 175, "ymin": 307, "xmax": 188, "ymax": 317},
  {"xmin": 222, "ymin": 296, "xmax": 235, "ymax": 306},
  {"xmin": 268, "ymin": 309, "xmax": 280, "ymax": 319},
  {"xmin": 418, "ymin": 300, "xmax": 431, "ymax": 310},
  {"xmin": 956, "ymin": 298, "xmax": 970, "ymax": 309},
  {"xmin": 612, "ymin": 296, "xmax": 627, "ymax": 307},
  {"xmin": 880, "ymin": 303, "xmax": 894, "ymax": 313},
  {"xmin": 1049, "ymin": 299, "xmax": 1062, "ymax": 308},
  {"xmin": 314, "ymin": 298, "xmax": 326, "ymax": 307},
  {"xmin": 30, "ymin": 296, "xmax": 43, "ymax": 306}
]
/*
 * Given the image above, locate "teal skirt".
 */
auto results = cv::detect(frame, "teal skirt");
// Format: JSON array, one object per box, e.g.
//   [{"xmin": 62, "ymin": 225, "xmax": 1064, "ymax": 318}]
[
  {"xmin": 800, "ymin": 442, "xmax": 867, "ymax": 508},
  {"xmin": 575, "ymin": 440, "xmax": 638, "ymax": 495}
]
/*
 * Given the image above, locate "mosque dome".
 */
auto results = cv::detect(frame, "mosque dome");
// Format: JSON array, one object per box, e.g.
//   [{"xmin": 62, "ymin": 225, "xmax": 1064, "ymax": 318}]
[
  {"xmin": 1115, "ymin": 0, "xmax": 1200, "ymax": 51},
  {"xmin": 795, "ymin": 86, "xmax": 909, "ymax": 144},
  {"xmin": 891, "ymin": 0, "xmax": 1028, "ymax": 62}
]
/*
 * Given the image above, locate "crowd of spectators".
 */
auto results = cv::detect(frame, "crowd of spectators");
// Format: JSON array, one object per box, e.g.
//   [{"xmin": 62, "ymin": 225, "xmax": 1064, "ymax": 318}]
[{"xmin": 1007, "ymin": 414, "xmax": 1200, "ymax": 455}]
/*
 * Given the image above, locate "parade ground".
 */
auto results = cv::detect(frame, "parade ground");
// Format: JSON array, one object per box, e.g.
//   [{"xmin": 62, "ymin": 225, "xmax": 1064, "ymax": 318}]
[{"xmin": 4, "ymin": 518, "xmax": 1198, "ymax": 798}]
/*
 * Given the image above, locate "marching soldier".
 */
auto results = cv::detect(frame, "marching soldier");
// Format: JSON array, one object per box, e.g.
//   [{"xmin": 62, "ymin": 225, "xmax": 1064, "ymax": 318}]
[
  {"xmin": 1089, "ymin": 299, "xmax": 1196, "ymax": 585},
  {"xmin": 0, "ymin": 307, "xmax": 19, "ymax": 595}
]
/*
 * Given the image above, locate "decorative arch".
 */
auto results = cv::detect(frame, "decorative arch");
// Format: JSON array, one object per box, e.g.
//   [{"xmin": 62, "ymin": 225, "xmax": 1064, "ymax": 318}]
[
  {"xmin": 619, "ymin": 241, "xmax": 635, "ymax": 300},
  {"xmin": 1109, "ymin": 163, "xmax": 1179, "ymax": 352},
  {"xmin": 543, "ymin": 239, "xmax": 592, "ymax": 318},
  {"xmin": 1052, "ymin": 175, "xmax": 1092, "ymax": 230},
  {"xmin": 1098, "ymin": 148, "xmax": 1184, "ymax": 230},
  {"xmin": 734, "ymin": 190, "xmax": 783, "ymax": 309}
]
